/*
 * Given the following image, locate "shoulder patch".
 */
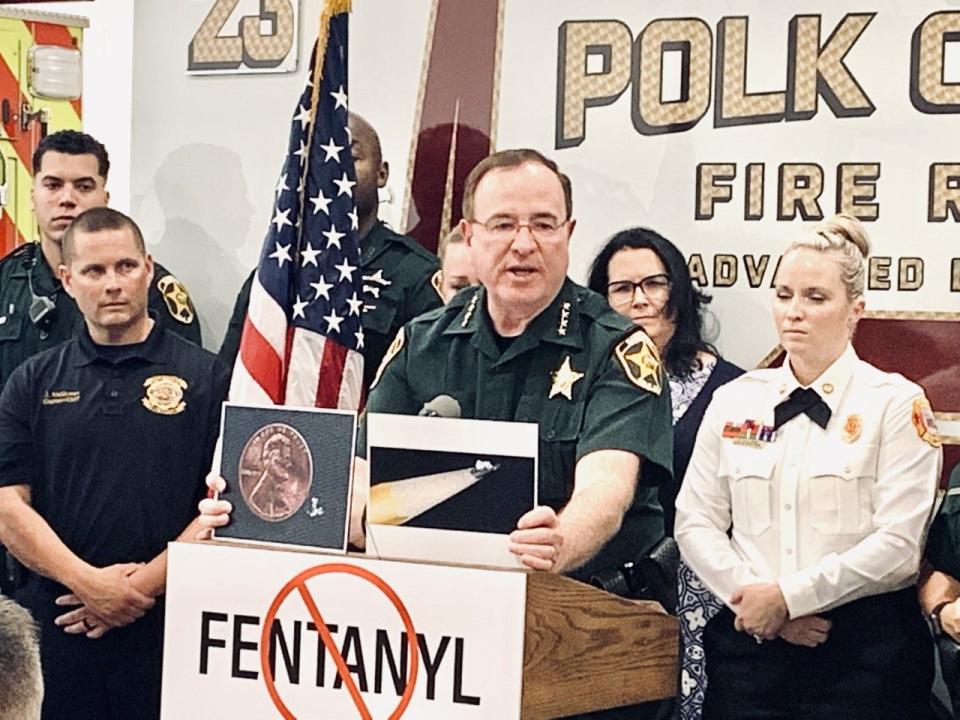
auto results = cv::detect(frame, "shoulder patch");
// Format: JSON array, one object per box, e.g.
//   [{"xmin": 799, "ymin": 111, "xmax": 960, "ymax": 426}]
[
  {"xmin": 430, "ymin": 269, "xmax": 444, "ymax": 301},
  {"xmin": 911, "ymin": 396, "xmax": 941, "ymax": 448},
  {"xmin": 371, "ymin": 327, "xmax": 405, "ymax": 390},
  {"xmin": 157, "ymin": 275, "xmax": 196, "ymax": 325},
  {"xmin": 614, "ymin": 328, "xmax": 662, "ymax": 395}
]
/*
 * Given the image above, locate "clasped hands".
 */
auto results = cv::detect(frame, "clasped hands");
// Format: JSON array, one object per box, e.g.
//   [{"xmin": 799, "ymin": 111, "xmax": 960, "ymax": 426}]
[
  {"xmin": 731, "ymin": 583, "xmax": 832, "ymax": 648},
  {"xmin": 53, "ymin": 563, "xmax": 154, "ymax": 639}
]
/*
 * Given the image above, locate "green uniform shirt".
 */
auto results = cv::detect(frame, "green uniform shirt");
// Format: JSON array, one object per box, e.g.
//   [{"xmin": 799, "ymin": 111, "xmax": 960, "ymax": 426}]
[
  {"xmin": 926, "ymin": 464, "xmax": 960, "ymax": 581},
  {"xmin": 358, "ymin": 222, "xmax": 442, "ymax": 391},
  {"xmin": 363, "ymin": 278, "xmax": 673, "ymax": 581},
  {"xmin": 0, "ymin": 242, "xmax": 201, "ymax": 392},
  {"xmin": 219, "ymin": 222, "xmax": 441, "ymax": 393}
]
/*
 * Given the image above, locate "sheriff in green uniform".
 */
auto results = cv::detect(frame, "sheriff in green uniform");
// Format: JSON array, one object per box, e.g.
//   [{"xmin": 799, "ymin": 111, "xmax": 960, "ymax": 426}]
[
  {"xmin": 219, "ymin": 113, "xmax": 440, "ymax": 391},
  {"xmin": 0, "ymin": 131, "xmax": 200, "ymax": 393}
]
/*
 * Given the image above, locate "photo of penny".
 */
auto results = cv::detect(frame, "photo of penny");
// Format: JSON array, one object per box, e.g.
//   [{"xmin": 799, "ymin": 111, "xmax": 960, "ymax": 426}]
[{"xmin": 238, "ymin": 423, "xmax": 313, "ymax": 522}]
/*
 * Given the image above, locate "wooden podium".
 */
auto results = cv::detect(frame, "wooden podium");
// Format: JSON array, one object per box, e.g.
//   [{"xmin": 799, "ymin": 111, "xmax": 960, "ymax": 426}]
[
  {"xmin": 522, "ymin": 573, "xmax": 677, "ymax": 718},
  {"xmin": 161, "ymin": 541, "xmax": 678, "ymax": 719}
]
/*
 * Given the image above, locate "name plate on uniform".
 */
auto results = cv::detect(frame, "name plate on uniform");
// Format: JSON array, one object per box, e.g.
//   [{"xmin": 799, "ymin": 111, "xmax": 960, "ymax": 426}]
[
  {"xmin": 366, "ymin": 413, "xmax": 538, "ymax": 568},
  {"xmin": 215, "ymin": 402, "xmax": 355, "ymax": 552}
]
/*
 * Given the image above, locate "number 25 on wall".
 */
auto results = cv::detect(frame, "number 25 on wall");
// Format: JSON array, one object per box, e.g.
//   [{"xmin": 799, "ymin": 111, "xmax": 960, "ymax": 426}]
[{"xmin": 188, "ymin": 0, "xmax": 300, "ymax": 74}]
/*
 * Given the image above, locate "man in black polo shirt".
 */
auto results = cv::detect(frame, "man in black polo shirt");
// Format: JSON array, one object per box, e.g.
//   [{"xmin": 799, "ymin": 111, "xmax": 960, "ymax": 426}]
[{"xmin": 0, "ymin": 208, "xmax": 229, "ymax": 720}]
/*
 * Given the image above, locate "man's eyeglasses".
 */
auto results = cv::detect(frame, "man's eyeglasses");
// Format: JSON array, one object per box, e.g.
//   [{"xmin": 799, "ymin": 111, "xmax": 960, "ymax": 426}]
[
  {"xmin": 606, "ymin": 274, "xmax": 671, "ymax": 306},
  {"xmin": 469, "ymin": 216, "xmax": 567, "ymax": 241}
]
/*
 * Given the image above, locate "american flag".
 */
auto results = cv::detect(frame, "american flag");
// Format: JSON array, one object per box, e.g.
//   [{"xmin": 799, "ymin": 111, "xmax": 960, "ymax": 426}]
[{"xmin": 230, "ymin": 2, "xmax": 364, "ymax": 409}]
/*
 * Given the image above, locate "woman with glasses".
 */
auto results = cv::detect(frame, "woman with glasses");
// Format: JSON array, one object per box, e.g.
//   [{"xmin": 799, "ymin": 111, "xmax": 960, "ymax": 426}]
[
  {"xmin": 674, "ymin": 214, "xmax": 940, "ymax": 719},
  {"xmin": 588, "ymin": 227, "xmax": 743, "ymax": 532},
  {"xmin": 588, "ymin": 227, "xmax": 743, "ymax": 720}
]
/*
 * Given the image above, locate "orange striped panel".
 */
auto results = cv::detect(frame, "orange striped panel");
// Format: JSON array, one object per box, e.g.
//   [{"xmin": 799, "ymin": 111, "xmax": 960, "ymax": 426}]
[{"xmin": 0, "ymin": 15, "xmax": 82, "ymax": 259}]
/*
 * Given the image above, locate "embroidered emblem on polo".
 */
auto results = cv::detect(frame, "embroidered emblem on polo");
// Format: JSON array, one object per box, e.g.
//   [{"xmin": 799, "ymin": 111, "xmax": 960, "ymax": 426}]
[
  {"xmin": 142, "ymin": 375, "xmax": 187, "ymax": 415},
  {"xmin": 614, "ymin": 328, "xmax": 662, "ymax": 395},
  {"xmin": 41, "ymin": 390, "xmax": 80, "ymax": 405}
]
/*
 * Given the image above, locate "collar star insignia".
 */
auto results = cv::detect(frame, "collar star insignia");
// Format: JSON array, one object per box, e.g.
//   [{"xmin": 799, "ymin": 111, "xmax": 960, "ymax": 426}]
[
  {"xmin": 549, "ymin": 356, "xmax": 584, "ymax": 400},
  {"xmin": 558, "ymin": 301, "xmax": 571, "ymax": 337},
  {"xmin": 461, "ymin": 291, "xmax": 479, "ymax": 327}
]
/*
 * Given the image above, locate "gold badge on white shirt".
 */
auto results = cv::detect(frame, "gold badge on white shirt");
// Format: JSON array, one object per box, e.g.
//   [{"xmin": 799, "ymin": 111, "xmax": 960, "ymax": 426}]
[{"xmin": 842, "ymin": 414, "xmax": 862, "ymax": 443}]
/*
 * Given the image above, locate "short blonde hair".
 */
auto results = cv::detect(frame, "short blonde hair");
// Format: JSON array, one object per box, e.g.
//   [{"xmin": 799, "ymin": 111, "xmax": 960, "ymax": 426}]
[
  {"xmin": 784, "ymin": 213, "xmax": 870, "ymax": 299},
  {"xmin": 438, "ymin": 226, "xmax": 465, "ymax": 261}
]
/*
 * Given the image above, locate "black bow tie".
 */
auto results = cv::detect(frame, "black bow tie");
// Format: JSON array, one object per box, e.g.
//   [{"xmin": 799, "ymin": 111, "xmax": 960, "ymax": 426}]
[{"xmin": 774, "ymin": 387, "xmax": 831, "ymax": 430}]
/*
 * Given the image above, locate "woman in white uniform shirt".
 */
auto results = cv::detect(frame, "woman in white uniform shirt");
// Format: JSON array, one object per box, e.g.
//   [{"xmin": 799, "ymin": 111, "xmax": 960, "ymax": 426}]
[{"xmin": 675, "ymin": 214, "xmax": 942, "ymax": 719}]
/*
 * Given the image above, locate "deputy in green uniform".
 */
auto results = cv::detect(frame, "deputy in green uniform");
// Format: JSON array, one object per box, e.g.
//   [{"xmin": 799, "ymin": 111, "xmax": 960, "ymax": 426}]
[
  {"xmin": 0, "ymin": 131, "xmax": 201, "ymax": 393},
  {"xmin": 219, "ymin": 113, "xmax": 441, "ymax": 391}
]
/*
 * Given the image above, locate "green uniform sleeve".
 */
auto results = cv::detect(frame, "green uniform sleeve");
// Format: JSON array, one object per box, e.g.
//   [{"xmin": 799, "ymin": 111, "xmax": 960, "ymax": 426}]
[
  {"xmin": 927, "ymin": 465, "xmax": 960, "ymax": 580},
  {"xmin": 0, "ymin": 363, "xmax": 36, "ymax": 488},
  {"xmin": 403, "ymin": 263, "xmax": 443, "ymax": 323},
  {"xmin": 356, "ymin": 327, "xmax": 420, "ymax": 457},
  {"xmin": 577, "ymin": 350, "xmax": 674, "ymax": 477},
  {"xmin": 218, "ymin": 270, "xmax": 255, "ymax": 367}
]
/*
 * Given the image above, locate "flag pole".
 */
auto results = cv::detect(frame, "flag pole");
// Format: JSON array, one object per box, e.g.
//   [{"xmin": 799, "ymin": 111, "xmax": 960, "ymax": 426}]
[{"xmin": 310, "ymin": 0, "xmax": 352, "ymax": 117}]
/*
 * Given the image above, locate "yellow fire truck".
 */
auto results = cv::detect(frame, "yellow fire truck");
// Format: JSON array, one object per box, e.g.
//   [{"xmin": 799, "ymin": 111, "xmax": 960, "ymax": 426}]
[{"xmin": 0, "ymin": 7, "xmax": 85, "ymax": 258}]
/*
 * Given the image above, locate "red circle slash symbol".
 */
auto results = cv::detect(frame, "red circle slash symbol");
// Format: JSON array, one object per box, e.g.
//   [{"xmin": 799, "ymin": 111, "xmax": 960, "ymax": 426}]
[{"xmin": 260, "ymin": 563, "xmax": 420, "ymax": 719}]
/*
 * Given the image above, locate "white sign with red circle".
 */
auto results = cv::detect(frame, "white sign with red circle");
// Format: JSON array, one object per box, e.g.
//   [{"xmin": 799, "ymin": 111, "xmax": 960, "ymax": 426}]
[{"xmin": 161, "ymin": 541, "xmax": 527, "ymax": 719}]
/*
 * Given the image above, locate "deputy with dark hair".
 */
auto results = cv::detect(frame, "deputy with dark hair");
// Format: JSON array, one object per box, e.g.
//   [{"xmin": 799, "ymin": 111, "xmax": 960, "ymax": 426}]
[
  {"xmin": 0, "ymin": 130, "xmax": 202, "ymax": 595},
  {"xmin": 0, "ymin": 130, "xmax": 201, "ymax": 394},
  {"xmin": 675, "ymin": 214, "xmax": 941, "ymax": 719},
  {"xmin": 0, "ymin": 208, "xmax": 229, "ymax": 720}
]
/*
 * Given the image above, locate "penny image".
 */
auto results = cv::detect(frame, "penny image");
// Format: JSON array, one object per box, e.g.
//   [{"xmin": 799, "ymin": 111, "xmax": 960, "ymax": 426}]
[{"xmin": 238, "ymin": 423, "xmax": 313, "ymax": 522}]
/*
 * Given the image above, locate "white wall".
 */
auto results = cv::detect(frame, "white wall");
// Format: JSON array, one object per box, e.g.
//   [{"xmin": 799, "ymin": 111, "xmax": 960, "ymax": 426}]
[{"xmin": 130, "ymin": 0, "xmax": 315, "ymax": 348}]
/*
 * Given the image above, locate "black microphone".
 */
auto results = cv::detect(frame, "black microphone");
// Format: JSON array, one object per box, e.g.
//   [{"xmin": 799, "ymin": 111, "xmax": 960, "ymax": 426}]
[{"xmin": 418, "ymin": 394, "xmax": 461, "ymax": 418}]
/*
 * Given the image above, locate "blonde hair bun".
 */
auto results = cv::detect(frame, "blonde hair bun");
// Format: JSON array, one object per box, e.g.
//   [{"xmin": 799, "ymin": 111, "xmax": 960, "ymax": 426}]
[{"xmin": 814, "ymin": 213, "xmax": 870, "ymax": 259}]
